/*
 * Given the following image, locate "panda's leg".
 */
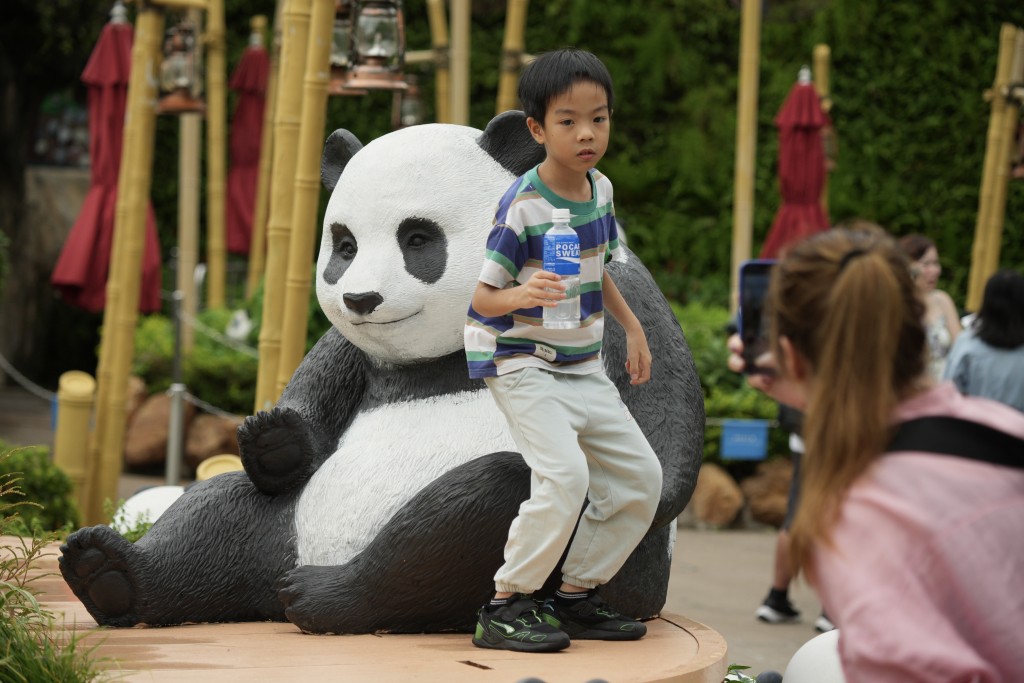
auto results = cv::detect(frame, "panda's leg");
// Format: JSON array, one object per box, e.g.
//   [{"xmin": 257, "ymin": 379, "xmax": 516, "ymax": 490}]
[
  {"xmin": 60, "ymin": 472, "xmax": 296, "ymax": 626},
  {"xmin": 278, "ymin": 451, "xmax": 531, "ymax": 634}
]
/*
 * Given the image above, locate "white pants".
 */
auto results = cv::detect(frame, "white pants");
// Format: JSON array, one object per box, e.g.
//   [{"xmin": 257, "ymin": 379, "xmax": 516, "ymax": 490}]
[{"xmin": 485, "ymin": 368, "xmax": 662, "ymax": 594}]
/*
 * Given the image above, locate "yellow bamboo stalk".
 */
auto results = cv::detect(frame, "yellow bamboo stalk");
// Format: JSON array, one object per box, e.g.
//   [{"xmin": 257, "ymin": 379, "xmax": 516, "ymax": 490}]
[
  {"xmin": 246, "ymin": 9, "xmax": 279, "ymax": 298},
  {"xmin": 496, "ymin": 0, "xmax": 528, "ymax": 115},
  {"xmin": 813, "ymin": 43, "xmax": 831, "ymax": 219},
  {"xmin": 729, "ymin": 0, "xmax": 762, "ymax": 315},
  {"xmin": 89, "ymin": 3, "xmax": 166, "ymax": 524},
  {"xmin": 274, "ymin": 0, "xmax": 334, "ymax": 396},
  {"xmin": 206, "ymin": 0, "xmax": 228, "ymax": 309},
  {"xmin": 53, "ymin": 371, "xmax": 96, "ymax": 518},
  {"xmin": 426, "ymin": 0, "xmax": 450, "ymax": 124},
  {"xmin": 178, "ymin": 111, "xmax": 202, "ymax": 353},
  {"xmin": 967, "ymin": 24, "xmax": 1022, "ymax": 311},
  {"xmin": 449, "ymin": 0, "xmax": 470, "ymax": 125},
  {"xmin": 253, "ymin": 0, "xmax": 311, "ymax": 412}
]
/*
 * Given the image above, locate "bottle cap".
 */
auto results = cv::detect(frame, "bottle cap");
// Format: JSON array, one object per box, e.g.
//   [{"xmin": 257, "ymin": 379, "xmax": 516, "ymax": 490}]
[{"xmin": 552, "ymin": 208, "xmax": 571, "ymax": 223}]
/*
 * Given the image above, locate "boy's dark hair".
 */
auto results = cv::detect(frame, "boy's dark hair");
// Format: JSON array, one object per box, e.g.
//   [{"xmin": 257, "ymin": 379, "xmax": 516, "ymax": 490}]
[
  {"xmin": 517, "ymin": 48, "xmax": 614, "ymax": 123},
  {"xmin": 977, "ymin": 269, "xmax": 1024, "ymax": 349}
]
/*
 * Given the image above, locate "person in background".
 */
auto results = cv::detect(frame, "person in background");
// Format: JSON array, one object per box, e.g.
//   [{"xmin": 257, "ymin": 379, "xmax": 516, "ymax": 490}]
[
  {"xmin": 898, "ymin": 233, "xmax": 961, "ymax": 380},
  {"xmin": 943, "ymin": 269, "xmax": 1024, "ymax": 413},
  {"xmin": 728, "ymin": 228, "xmax": 1024, "ymax": 682}
]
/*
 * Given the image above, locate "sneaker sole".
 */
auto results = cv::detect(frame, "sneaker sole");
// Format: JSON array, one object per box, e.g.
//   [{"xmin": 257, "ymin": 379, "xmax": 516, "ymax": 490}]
[
  {"xmin": 756, "ymin": 605, "xmax": 800, "ymax": 624},
  {"xmin": 543, "ymin": 615, "xmax": 647, "ymax": 641}
]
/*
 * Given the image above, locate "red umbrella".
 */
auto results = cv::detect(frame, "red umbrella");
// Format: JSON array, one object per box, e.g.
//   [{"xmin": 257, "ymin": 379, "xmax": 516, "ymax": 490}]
[
  {"xmin": 226, "ymin": 37, "xmax": 269, "ymax": 255},
  {"xmin": 51, "ymin": 6, "xmax": 162, "ymax": 313},
  {"xmin": 760, "ymin": 72, "xmax": 830, "ymax": 259}
]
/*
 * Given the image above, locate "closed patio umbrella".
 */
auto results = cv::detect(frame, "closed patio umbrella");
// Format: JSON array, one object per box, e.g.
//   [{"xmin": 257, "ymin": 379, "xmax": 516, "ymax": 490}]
[
  {"xmin": 760, "ymin": 68, "xmax": 830, "ymax": 259},
  {"xmin": 226, "ymin": 28, "xmax": 269, "ymax": 255},
  {"xmin": 51, "ymin": 1, "xmax": 162, "ymax": 313}
]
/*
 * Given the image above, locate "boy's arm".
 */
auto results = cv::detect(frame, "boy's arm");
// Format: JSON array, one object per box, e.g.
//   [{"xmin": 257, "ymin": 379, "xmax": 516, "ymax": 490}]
[
  {"xmin": 603, "ymin": 271, "xmax": 651, "ymax": 385},
  {"xmin": 471, "ymin": 272, "xmax": 566, "ymax": 318}
]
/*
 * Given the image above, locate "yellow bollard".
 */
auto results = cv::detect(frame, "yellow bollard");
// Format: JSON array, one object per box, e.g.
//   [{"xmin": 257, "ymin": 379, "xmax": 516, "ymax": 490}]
[{"xmin": 53, "ymin": 371, "xmax": 97, "ymax": 519}]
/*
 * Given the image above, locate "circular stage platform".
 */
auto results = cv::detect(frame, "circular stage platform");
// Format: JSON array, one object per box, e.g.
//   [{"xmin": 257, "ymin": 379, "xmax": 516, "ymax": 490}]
[{"xmin": 30, "ymin": 541, "xmax": 728, "ymax": 682}]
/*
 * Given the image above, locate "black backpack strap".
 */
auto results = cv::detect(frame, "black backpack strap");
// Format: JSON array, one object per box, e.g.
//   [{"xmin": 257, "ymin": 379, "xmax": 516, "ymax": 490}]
[{"xmin": 887, "ymin": 416, "xmax": 1024, "ymax": 469}]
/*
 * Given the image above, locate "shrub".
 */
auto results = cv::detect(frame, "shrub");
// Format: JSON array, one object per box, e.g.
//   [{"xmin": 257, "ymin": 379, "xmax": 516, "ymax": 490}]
[
  {"xmin": 0, "ymin": 454, "xmax": 109, "ymax": 682},
  {"xmin": 0, "ymin": 441, "xmax": 79, "ymax": 535}
]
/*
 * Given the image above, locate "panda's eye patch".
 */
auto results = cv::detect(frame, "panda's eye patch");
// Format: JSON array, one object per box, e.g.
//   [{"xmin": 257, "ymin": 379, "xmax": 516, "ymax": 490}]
[
  {"xmin": 323, "ymin": 223, "xmax": 357, "ymax": 285},
  {"xmin": 396, "ymin": 217, "xmax": 447, "ymax": 284}
]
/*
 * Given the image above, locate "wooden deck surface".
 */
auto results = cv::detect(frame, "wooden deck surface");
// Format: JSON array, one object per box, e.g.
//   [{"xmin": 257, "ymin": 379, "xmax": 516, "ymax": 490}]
[{"xmin": 22, "ymin": 540, "xmax": 729, "ymax": 683}]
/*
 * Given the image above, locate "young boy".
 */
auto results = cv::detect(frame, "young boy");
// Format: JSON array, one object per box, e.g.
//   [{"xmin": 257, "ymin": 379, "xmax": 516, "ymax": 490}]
[{"xmin": 464, "ymin": 48, "xmax": 662, "ymax": 653}]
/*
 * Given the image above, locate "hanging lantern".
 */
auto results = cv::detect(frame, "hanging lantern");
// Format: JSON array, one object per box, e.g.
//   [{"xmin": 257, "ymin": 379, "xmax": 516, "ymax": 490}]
[
  {"xmin": 345, "ymin": 0, "xmax": 408, "ymax": 92},
  {"xmin": 157, "ymin": 19, "xmax": 205, "ymax": 115},
  {"xmin": 329, "ymin": 0, "xmax": 368, "ymax": 96}
]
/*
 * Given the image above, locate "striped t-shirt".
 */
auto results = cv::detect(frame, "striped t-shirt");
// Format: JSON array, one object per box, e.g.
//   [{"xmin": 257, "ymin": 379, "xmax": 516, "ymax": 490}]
[{"xmin": 465, "ymin": 165, "xmax": 622, "ymax": 379}]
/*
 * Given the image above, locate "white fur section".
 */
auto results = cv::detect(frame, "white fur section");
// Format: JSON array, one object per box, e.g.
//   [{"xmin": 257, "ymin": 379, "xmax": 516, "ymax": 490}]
[
  {"xmin": 316, "ymin": 124, "xmax": 516, "ymax": 364},
  {"xmin": 294, "ymin": 388, "xmax": 516, "ymax": 566}
]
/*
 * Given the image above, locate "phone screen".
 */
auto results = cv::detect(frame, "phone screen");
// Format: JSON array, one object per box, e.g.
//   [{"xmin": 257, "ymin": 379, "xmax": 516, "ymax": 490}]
[{"xmin": 738, "ymin": 259, "xmax": 776, "ymax": 374}]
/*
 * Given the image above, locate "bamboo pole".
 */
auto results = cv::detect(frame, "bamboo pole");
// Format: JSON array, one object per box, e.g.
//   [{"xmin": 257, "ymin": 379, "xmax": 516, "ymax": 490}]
[
  {"xmin": 205, "ymin": 0, "xmax": 228, "ymax": 308},
  {"xmin": 496, "ymin": 0, "xmax": 528, "ymax": 115},
  {"xmin": 426, "ymin": 0, "xmax": 450, "ymax": 124},
  {"xmin": 449, "ymin": 0, "xmax": 470, "ymax": 125},
  {"xmin": 254, "ymin": 0, "xmax": 312, "ymax": 412},
  {"xmin": 812, "ymin": 43, "xmax": 832, "ymax": 220},
  {"xmin": 88, "ymin": 3, "xmax": 167, "ymax": 524},
  {"xmin": 967, "ymin": 24, "xmax": 1024, "ymax": 311},
  {"xmin": 246, "ymin": 9, "xmax": 279, "ymax": 298},
  {"xmin": 53, "ymin": 371, "xmax": 96, "ymax": 518},
  {"xmin": 729, "ymin": 0, "xmax": 762, "ymax": 315},
  {"xmin": 275, "ymin": 0, "xmax": 334, "ymax": 396},
  {"xmin": 178, "ymin": 111, "xmax": 201, "ymax": 353}
]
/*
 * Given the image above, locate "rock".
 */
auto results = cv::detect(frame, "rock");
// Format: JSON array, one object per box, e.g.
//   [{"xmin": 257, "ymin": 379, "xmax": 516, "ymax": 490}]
[
  {"xmin": 124, "ymin": 393, "xmax": 196, "ymax": 469},
  {"xmin": 125, "ymin": 376, "xmax": 147, "ymax": 424},
  {"xmin": 185, "ymin": 414, "xmax": 244, "ymax": 471},
  {"xmin": 688, "ymin": 462, "xmax": 744, "ymax": 528},
  {"xmin": 740, "ymin": 457, "xmax": 793, "ymax": 527}
]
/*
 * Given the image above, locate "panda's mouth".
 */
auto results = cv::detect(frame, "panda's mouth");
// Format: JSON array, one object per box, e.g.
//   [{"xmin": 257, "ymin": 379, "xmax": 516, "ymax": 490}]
[{"xmin": 350, "ymin": 310, "xmax": 422, "ymax": 326}]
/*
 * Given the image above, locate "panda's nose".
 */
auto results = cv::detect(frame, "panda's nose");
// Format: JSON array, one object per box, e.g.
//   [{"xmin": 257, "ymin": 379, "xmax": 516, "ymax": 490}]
[{"xmin": 343, "ymin": 291, "xmax": 384, "ymax": 315}]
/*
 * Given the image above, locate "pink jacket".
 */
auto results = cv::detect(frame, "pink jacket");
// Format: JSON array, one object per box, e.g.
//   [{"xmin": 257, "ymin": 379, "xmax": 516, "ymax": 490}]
[{"xmin": 812, "ymin": 382, "xmax": 1024, "ymax": 683}]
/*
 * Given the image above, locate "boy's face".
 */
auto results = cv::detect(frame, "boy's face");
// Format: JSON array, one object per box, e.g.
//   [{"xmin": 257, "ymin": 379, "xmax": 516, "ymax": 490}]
[{"xmin": 526, "ymin": 80, "xmax": 610, "ymax": 177}]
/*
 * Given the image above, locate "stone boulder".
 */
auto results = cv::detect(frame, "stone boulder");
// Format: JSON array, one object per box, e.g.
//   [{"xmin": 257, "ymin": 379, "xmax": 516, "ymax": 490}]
[
  {"xmin": 185, "ymin": 414, "xmax": 244, "ymax": 471},
  {"xmin": 688, "ymin": 462, "xmax": 744, "ymax": 528},
  {"xmin": 739, "ymin": 457, "xmax": 793, "ymax": 527},
  {"xmin": 124, "ymin": 393, "xmax": 196, "ymax": 469}
]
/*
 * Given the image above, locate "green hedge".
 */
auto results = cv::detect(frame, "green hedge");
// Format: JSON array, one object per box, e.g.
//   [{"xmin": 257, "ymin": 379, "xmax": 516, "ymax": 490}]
[{"xmin": 0, "ymin": 442, "xmax": 80, "ymax": 535}]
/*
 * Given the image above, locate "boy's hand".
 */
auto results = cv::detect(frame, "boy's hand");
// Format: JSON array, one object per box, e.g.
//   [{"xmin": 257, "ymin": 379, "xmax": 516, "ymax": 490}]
[
  {"xmin": 624, "ymin": 328, "xmax": 652, "ymax": 385},
  {"xmin": 519, "ymin": 271, "xmax": 565, "ymax": 309}
]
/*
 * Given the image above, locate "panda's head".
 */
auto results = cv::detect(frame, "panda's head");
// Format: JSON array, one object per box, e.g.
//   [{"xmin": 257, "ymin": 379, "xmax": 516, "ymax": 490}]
[{"xmin": 316, "ymin": 112, "xmax": 545, "ymax": 364}]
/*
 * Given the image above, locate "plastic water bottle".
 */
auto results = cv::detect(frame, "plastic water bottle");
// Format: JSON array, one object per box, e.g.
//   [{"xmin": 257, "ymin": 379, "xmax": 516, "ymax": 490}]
[{"xmin": 542, "ymin": 208, "xmax": 580, "ymax": 329}]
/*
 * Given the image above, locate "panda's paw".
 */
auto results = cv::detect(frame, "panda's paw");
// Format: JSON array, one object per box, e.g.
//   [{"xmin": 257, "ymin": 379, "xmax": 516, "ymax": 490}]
[
  {"xmin": 59, "ymin": 525, "xmax": 145, "ymax": 627},
  {"xmin": 238, "ymin": 406, "xmax": 316, "ymax": 495},
  {"xmin": 278, "ymin": 565, "xmax": 361, "ymax": 634}
]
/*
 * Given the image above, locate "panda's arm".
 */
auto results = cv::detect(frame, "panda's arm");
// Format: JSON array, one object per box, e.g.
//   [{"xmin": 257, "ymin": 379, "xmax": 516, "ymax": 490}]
[{"xmin": 238, "ymin": 328, "xmax": 367, "ymax": 494}]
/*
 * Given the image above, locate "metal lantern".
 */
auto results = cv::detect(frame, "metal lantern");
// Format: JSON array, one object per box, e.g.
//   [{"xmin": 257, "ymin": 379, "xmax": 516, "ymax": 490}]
[
  {"xmin": 345, "ymin": 0, "xmax": 407, "ymax": 92},
  {"xmin": 157, "ymin": 20, "xmax": 205, "ymax": 115}
]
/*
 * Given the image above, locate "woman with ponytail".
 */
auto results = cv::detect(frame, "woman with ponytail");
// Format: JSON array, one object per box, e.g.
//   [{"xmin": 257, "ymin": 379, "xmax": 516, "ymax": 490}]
[{"xmin": 728, "ymin": 228, "xmax": 1024, "ymax": 683}]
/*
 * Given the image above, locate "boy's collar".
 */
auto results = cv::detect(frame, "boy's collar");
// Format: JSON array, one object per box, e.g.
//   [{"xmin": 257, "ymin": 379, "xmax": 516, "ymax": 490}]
[{"xmin": 526, "ymin": 165, "xmax": 598, "ymax": 215}]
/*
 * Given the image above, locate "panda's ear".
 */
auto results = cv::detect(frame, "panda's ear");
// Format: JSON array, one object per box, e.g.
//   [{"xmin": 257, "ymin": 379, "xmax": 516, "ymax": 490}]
[
  {"xmin": 477, "ymin": 111, "xmax": 546, "ymax": 177},
  {"xmin": 321, "ymin": 129, "xmax": 364, "ymax": 193}
]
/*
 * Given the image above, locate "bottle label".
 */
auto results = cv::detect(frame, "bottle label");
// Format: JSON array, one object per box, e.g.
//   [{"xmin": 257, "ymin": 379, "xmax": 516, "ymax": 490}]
[{"xmin": 543, "ymin": 233, "xmax": 580, "ymax": 275}]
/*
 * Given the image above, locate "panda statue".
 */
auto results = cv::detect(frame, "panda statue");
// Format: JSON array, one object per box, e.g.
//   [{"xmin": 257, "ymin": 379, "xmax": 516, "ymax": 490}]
[{"xmin": 59, "ymin": 111, "xmax": 705, "ymax": 634}]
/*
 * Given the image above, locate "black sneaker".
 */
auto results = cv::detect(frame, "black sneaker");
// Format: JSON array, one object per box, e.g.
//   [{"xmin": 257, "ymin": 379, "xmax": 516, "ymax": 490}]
[
  {"xmin": 472, "ymin": 595, "xmax": 570, "ymax": 653},
  {"xmin": 541, "ymin": 592, "xmax": 647, "ymax": 641},
  {"xmin": 755, "ymin": 594, "xmax": 801, "ymax": 623}
]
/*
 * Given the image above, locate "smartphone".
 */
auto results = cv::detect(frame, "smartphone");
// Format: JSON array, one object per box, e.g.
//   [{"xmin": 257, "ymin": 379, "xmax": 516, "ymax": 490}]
[{"xmin": 738, "ymin": 259, "xmax": 776, "ymax": 374}]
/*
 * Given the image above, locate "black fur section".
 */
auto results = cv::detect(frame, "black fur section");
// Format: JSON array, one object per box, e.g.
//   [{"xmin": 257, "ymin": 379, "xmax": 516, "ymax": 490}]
[
  {"xmin": 476, "ymin": 111, "xmax": 546, "ymax": 177},
  {"xmin": 322, "ymin": 223, "xmax": 357, "ymax": 285},
  {"xmin": 397, "ymin": 216, "xmax": 447, "ymax": 284},
  {"xmin": 60, "ymin": 472, "xmax": 297, "ymax": 626},
  {"xmin": 320, "ymin": 129, "xmax": 363, "ymax": 193},
  {"xmin": 599, "ymin": 524, "xmax": 674, "ymax": 619},
  {"xmin": 239, "ymin": 328, "xmax": 367, "ymax": 494},
  {"xmin": 360, "ymin": 350, "xmax": 484, "ymax": 412},
  {"xmin": 603, "ymin": 245, "xmax": 705, "ymax": 527},
  {"xmin": 277, "ymin": 451, "xmax": 530, "ymax": 634}
]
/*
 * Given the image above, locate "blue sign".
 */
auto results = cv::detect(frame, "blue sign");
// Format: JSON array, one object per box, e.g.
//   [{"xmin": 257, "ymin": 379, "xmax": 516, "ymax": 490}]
[{"xmin": 720, "ymin": 419, "xmax": 769, "ymax": 460}]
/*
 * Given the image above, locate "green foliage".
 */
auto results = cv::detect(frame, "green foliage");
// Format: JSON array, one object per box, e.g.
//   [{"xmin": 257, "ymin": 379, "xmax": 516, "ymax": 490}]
[
  {"xmin": 103, "ymin": 499, "xmax": 153, "ymax": 544},
  {"xmin": 0, "ymin": 455, "xmax": 109, "ymax": 683},
  {"xmin": 724, "ymin": 664, "xmax": 758, "ymax": 683},
  {"xmin": 0, "ymin": 442, "xmax": 80, "ymax": 535}
]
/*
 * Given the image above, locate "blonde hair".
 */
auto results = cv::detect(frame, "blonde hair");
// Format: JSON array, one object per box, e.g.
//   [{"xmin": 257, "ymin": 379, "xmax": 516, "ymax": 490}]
[{"xmin": 769, "ymin": 229, "xmax": 926, "ymax": 575}]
